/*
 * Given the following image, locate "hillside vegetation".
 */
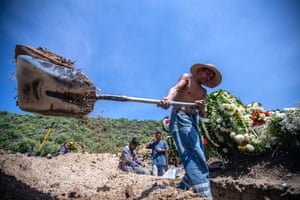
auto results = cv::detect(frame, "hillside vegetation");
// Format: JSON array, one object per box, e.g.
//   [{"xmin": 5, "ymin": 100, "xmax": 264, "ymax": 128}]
[{"xmin": 0, "ymin": 111, "xmax": 163, "ymax": 156}]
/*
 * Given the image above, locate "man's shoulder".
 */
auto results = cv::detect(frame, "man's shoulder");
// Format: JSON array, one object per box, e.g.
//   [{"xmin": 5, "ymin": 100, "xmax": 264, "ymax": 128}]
[
  {"xmin": 123, "ymin": 146, "xmax": 129, "ymax": 151},
  {"xmin": 180, "ymin": 73, "xmax": 191, "ymax": 80},
  {"xmin": 157, "ymin": 140, "xmax": 167, "ymax": 145},
  {"xmin": 151, "ymin": 141, "xmax": 158, "ymax": 146}
]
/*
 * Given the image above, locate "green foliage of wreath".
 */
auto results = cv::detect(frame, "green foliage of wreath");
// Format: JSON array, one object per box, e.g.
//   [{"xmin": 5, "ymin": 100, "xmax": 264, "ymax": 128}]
[{"xmin": 199, "ymin": 90, "xmax": 269, "ymax": 156}]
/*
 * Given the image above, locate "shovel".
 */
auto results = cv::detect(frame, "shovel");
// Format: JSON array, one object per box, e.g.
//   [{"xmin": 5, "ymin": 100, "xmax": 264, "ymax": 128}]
[{"xmin": 15, "ymin": 45, "xmax": 196, "ymax": 118}]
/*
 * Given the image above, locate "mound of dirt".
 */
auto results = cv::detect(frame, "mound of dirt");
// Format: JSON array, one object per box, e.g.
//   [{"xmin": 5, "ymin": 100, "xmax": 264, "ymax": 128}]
[
  {"xmin": 0, "ymin": 151, "xmax": 203, "ymax": 200},
  {"xmin": 210, "ymin": 150, "xmax": 300, "ymax": 200},
  {"xmin": 0, "ymin": 150, "xmax": 299, "ymax": 200}
]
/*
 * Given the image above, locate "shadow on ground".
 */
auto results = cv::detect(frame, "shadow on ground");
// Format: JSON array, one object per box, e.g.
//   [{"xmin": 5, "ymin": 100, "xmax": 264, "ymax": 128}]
[{"xmin": 0, "ymin": 171, "xmax": 54, "ymax": 200}]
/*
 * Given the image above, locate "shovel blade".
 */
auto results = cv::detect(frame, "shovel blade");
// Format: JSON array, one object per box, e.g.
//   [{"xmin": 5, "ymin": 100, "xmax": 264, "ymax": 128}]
[{"xmin": 16, "ymin": 55, "xmax": 97, "ymax": 118}]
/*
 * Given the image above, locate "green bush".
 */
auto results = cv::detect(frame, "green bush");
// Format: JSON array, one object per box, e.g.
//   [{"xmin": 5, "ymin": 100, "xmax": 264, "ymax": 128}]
[
  {"xmin": 11, "ymin": 137, "xmax": 37, "ymax": 153},
  {"xmin": 40, "ymin": 142, "xmax": 60, "ymax": 156},
  {"xmin": 0, "ymin": 111, "xmax": 162, "ymax": 156},
  {"xmin": 268, "ymin": 109, "xmax": 300, "ymax": 149}
]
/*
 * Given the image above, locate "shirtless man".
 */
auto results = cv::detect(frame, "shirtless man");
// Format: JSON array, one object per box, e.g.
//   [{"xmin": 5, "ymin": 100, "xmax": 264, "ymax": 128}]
[{"xmin": 159, "ymin": 63, "xmax": 222, "ymax": 198}]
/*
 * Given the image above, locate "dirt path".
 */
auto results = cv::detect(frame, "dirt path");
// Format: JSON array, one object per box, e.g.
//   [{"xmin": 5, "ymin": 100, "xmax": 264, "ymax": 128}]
[{"xmin": 0, "ymin": 151, "xmax": 299, "ymax": 200}]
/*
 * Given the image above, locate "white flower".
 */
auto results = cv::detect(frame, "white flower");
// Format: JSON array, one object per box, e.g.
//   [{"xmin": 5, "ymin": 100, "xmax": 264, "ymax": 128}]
[
  {"xmin": 222, "ymin": 104, "xmax": 229, "ymax": 109},
  {"xmin": 252, "ymin": 138, "xmax": 261, "ymax": 145},
  {"xmin": 229, "ymin": 105, "xmax": 236, "ymax": 112},
  {"xmin": 260, "ymin": 113, "xmax": 266, "ymax": 119},
  {"xmin": 253, "ymin": 102, "xmax": 260, "ymax": 108},
  {"xmin": 237, "ymin": 106, "xmax": 246, "ymax": 113},
  {"xmin": 248, "ymin": 134, "xmax": 256, "ymax": 140},
  {"xmin": 216, "ymin": 118, "xmax": 223, "ymax": 123},
  {"xmin": 277, "ymin": 112, "xmax": 286, "ymax": 118},
  {"xmin": 246, "ymin": 144, "xmax": 255, "ymax": 152},
  {"xmin": 230, "ymin": 132, "xmax": 236, "ymax": 138},
  {"xmin": 233, "ymin": 134, "xmax": 244, "ymax": 144},
  {"xmin": 243, "ymin": 114, "xmax": 252, "ymax": 119},
  {"xmin": 243, "ymin": 116, "xmax": 253, "ymax": 126},
  {"xmin": 246, "ymin": 108, "xmax": 253, "ymax": 113}
]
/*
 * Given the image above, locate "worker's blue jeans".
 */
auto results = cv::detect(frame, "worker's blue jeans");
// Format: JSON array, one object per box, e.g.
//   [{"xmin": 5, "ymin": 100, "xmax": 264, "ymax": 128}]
[
  {"xmin": 152, "ymin": 164, "xmax": 166, "ymax": 176},
  {"xmin": 170, "ymin": 110, "xmax": 212, "ymax": 198},
  {"xmin": 133, "ymin": 167, "xmax": 150, "ymax": 175}
]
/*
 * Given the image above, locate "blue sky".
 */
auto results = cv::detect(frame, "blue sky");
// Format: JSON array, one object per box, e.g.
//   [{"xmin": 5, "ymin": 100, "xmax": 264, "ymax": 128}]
[{"xmin": 0, "ymin": 0, "xmax": 299, "ymax": 120}]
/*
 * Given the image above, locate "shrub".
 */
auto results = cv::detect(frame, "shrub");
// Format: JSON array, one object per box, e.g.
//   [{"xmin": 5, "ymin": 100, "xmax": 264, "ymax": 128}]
[
  {"xmin": 268, "ymin": 109, "xmax": 300, "ymax": 149},
  {"xmin": 11, "ymin": 137, "xmax": 36, "ymax": 153},
  {"xmin": 40, "ymin": 142, "xmax": 60, "ymax": 156}
]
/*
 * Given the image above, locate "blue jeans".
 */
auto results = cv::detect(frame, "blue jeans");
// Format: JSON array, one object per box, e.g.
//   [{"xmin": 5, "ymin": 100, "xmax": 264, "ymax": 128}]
[
  {"xmin": 170, "ymin": 110, "xmax": 212, "ymax": 198},
  {"xmin": 133, "ymin": 167, "xmax": 150, "ymax": 175},
  {"xmin": 152, "ymin": 164, "xmax": 166, "ymax": 176}
]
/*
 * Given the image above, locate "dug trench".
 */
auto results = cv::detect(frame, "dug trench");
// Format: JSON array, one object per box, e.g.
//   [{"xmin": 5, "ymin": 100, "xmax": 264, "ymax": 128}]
[{"xmin": 0, "ymin": 150, "xmax": 299, "ymax": 200}]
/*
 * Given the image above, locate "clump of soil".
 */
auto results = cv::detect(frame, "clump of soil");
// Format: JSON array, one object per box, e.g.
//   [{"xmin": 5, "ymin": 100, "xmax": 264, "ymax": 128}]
[{"xmin": 0, "ymin": 150, "xmax": 299, "ymax": 200}]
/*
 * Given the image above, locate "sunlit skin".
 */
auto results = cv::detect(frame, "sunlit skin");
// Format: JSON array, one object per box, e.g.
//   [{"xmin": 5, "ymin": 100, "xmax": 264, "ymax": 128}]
[{"xmin": 159, "ymin": 68, "xmax": 216, "ymax": 117}]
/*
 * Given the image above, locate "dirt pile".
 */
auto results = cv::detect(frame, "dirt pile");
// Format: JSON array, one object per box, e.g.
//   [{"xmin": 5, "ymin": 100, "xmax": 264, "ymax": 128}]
[
  {"xmin": 0, "ymin": 151, "xmax": 299, "ymax": 200},
  {"xmin": 0, "ymin": 152, "xmax": 203, "ymax": 200},
  {"xmin": 210, "ymin": 151, "xmax": 300, "ymax": 200}
]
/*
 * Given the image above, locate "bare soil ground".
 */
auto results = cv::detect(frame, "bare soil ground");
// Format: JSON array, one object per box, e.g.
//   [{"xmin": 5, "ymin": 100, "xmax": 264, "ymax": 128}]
[{"xmin": 0, "ymin": 150, "xmax": 299, "ymax": 200}]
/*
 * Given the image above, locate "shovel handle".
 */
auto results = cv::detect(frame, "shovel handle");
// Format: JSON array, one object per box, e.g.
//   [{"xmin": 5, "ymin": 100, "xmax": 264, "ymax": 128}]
[{"xmin": 96, "ymin": 94, "xmax": 195, "ymax": 107}]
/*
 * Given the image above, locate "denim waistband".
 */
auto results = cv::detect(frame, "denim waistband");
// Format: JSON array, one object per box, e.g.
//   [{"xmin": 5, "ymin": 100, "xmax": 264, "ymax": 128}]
[{"xmin": 171, "ymin": 109, "xmax": 198, "ymax": 120}]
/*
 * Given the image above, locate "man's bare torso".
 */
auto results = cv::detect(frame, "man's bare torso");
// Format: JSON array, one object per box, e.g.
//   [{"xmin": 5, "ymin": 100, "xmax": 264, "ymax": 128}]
[
  {"xmin": 173, "ymin": 74, "xmax": 207, "ymax": 103},
  {"xmin": 172, "ymin": 74, "xmax": 207, "ymax": 115},
  {"xmin": 160, "ymin": 72, "xmax": 209, "ymax": 117}
]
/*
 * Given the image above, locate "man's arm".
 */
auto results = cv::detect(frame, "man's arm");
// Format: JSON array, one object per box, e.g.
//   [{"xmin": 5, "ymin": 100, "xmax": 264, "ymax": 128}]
[
  {"xmin": 156, "ymin": 141, "xmax": 169, "ymax": 152},
  {"xmin": 122, "ymin": 149, "xmax": 138, "ymax": 167},
  {"xmin": 145, "ymin": 142, "xmax": 151, "ymax": 149},
  {"xmin": 145, "ymin": 137, "xmax": 155, "ymax": 149},
  {"xmin": 195, "ymin": 93, "xmax": 207, "ymax": 118},
  {"xmin": 159, "ymin": 73, "xmax": 189, "ymax": 109},
  {"xmin": 133, "ymin": 152, "xmax": 145, "ymax": 167}
]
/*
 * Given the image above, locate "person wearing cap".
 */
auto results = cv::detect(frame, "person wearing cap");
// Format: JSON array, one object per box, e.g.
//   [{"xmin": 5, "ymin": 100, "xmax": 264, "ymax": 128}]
[
  {"xmin": 159, "ymin": 63, "xmax": 222, "ymax": 198},
  {"xmin": 119, "ymin": 137, "xmax": 150, "ymax": 175},
  {"xmin": 145, "ymin": 131, "xmax": 169, "ymax": 176}
]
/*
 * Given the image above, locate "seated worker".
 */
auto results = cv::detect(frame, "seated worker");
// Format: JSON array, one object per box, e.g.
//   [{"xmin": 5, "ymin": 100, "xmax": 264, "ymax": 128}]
[
  {"xmin": 145, "ymin": 131, "xmax": 169, "ymax": 176},
  {"xmin": 119, "ymin": 138, "xmax": 150, "ymax": 175}
]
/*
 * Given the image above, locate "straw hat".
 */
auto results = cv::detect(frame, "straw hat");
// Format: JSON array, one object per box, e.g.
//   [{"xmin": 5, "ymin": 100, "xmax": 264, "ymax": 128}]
[{"xmin": 190, "ymin": 63, "xmax": 222, "ymax": 88}]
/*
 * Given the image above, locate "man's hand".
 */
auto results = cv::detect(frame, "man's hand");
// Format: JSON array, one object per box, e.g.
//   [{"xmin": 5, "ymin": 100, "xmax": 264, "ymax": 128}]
[
  {"xmin": 156, "ymin": 147, "xmax": 163, "ymax": 152},
  {"xmin": 194, "ymin": 100, "xmax": 205, "ymax": 110},
  {"xmin": 195, "ymin": 99, "xmax": 206, "ymax": 117},
  {"xmin": 159, "ymin": 97, "xmax": 171, "ymax": 109},
  {"xmin": 152, "ymin": 136, "xmax": 156, "ymax": 142},
  {"xmin": 156, "ymin": 147, "xmax": 168, "ymax": 152}
]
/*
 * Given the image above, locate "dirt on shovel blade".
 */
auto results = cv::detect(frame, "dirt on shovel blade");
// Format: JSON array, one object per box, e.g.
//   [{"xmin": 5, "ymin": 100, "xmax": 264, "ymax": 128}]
[{"xmin": 15, "ymin": 45, "xmax": 97, "ymax": 118}]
